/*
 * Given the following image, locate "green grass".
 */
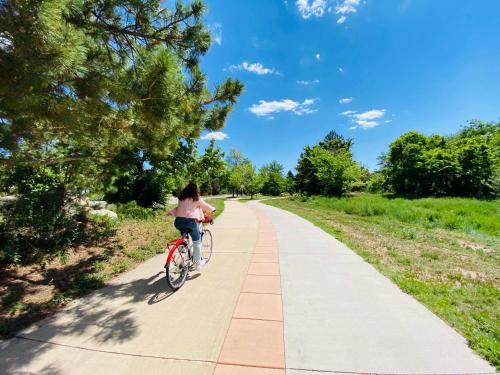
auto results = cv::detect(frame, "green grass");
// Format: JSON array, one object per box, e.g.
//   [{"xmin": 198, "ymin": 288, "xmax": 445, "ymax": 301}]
[
  {"xmin": 264, "ymin": 193, "xmax": 500, "ymax": 368},
  {"xmin": 205, "ymin": 197, "xmax": 225, "ymax": 218},
  {"xmin": 293, "ymin": 194, "xmax": 500, "ymax": 237}
]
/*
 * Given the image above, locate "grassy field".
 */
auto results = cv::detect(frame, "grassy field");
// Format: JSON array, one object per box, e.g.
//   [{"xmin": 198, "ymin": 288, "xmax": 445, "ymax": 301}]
[
  {"xmin": 264, "ymin": 194, "xmax": 499, "ymax": 368},
  {"xmin": 0, "ymin": 197, "xmax": 224, "ymax": 339}
]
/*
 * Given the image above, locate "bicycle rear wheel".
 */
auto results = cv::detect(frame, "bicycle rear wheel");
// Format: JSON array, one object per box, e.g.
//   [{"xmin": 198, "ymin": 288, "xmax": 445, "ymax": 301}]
[
  {"xmin": 201, "ymin": 229, "xmax": 213, "ymax": 263},
  {"xmin": 166, "ymin": 244, "xmax": 189, "ymax": 290}
]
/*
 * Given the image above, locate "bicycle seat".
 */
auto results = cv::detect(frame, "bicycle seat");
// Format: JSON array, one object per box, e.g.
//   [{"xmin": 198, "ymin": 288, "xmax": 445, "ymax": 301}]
[{"xmin": 179, "ymin": 229, "xmax": 191, "ymax": 238}]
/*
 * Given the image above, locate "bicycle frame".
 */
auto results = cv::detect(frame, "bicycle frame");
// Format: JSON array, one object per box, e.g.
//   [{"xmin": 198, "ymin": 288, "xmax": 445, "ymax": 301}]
[
  {"xmin": 165, "ymin": 237, "xmax": 189, "ymax": 267},
  {"xmin": 165, "ymin": 220, "xmax": 211, "ymax": 270}
]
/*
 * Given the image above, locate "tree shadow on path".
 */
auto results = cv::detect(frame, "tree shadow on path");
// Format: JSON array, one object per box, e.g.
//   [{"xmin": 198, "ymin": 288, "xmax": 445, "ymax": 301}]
[{"xmin": 1, "ymin": 270, "xmax": 176, "ymax": 374}]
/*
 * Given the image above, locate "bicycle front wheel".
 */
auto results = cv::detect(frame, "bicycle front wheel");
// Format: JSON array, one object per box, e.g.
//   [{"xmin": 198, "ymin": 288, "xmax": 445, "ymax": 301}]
[
  {"xmin": 166, "ymin": 244, "xmax": 189, "ymax": 290},
  {"xmin": 201, "ymin": 229, "xmax": 213, "ymax": 263}
]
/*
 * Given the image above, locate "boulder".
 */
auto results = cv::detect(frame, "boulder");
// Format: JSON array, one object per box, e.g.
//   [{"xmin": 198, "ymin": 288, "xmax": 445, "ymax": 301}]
[
  {"xmin": 0, "ymin": 195, "xmax": 17, "ymax": 207},
  {"xmin": 89, "ymin": 200, "xmax": 107, "ymax": 209},
  {"xmin": 89, "ymin": 209, "xmax": 118, "ymax": 220}
]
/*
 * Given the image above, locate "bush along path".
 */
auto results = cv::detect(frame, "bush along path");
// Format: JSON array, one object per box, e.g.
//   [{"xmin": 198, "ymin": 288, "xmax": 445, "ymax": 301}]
[{"xmin": 0, "ymin": 198, "xmax": 225, "ymax": 339}]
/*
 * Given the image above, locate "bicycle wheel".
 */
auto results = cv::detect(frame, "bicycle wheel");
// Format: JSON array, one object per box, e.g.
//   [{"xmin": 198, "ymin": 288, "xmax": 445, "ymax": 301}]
[
  {"xmin": 201, "ymin": 229, "xmax": 213, "ymax": 263},
  {"xmin": 166, "ymin": 244, "xmax": 189, "ymax": 290}
]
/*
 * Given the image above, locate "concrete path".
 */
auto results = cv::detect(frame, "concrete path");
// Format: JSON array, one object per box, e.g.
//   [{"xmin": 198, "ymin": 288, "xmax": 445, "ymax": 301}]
[
  {"xmin": 0, "ymin": 201, "xmax": 258, "ymax": 375},
  {"xmin": 1, "ymin": 200, "xmax": 496, "ymax": 374},
  {"xmin": 250, "ymin": 201, "xmax": 495, "ymax": 375}
]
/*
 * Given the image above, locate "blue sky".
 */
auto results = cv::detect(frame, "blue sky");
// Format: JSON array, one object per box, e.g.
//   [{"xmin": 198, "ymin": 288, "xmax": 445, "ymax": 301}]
[{"xmin": 199, "ymin": 0, "xmax": 500, "ymax": 172}]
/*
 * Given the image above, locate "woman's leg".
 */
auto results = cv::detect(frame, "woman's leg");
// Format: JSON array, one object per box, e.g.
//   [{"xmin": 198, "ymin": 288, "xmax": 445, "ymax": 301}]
[
  {"xmin": 173, "ymin": 218, "xmax": 203, "ymax": 267},
  {"xmin": 180, "ymin": 219, "xmax": 202, "ymax": 265},
  {"xmin": 190, "ymin": 222, "xmax": 202, "ymax": 265}
]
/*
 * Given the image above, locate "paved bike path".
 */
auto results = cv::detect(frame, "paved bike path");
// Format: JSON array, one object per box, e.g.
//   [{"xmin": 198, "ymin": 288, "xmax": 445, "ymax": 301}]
[
  {"xmin": 0, "ymin": 201, "xmax": 259, "ymax": 375},
  {"xmin": 250, "ymin": 201, "xmax": 495, "ymax": 374},
  {"xmin": 1, "ymin": 201, "xmax": 495, "ymax": 374}
]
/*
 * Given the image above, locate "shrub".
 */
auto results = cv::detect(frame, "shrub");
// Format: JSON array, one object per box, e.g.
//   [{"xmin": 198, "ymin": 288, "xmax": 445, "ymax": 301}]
[{"xmin": 115, "ymin": 201, "xmax": 156, "ymax": 220}]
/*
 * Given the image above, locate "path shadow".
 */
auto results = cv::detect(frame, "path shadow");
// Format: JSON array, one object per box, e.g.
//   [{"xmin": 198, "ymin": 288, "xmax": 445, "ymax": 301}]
[{"xmin": 0, "ymin": 269, "xmax": 177, "ymax": 374}]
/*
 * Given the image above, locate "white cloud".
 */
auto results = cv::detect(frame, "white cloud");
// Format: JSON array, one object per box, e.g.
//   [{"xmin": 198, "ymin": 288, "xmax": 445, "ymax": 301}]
[
  {"xmin": 333, "ymin": 0, "xmax": 360, "ymax": 24},
  {"xmin": 355, "ymin": 120, "xmax": 379, "ymax": 128},
  {"xmin": 348, "ymin": 126, "xmax": 358, "ymax": 130},
  {"xmin": 335, "ymin": 0, "xmax": 360, "ymax": 14},
  {"xmin": 339, "ymin": 67, "xmax": 344, "ymax": 72},
  {"xmin": 354, "ymin": 109, "xmax": 386, "ymax": 120},
  {"xmin": 297, "ymin": 79, "xmax": 320, "ymax": 85},
  {"xmin": 211, "ymin": 23, "xmax": 222, "ymax": 45},
  {"xmin": 339, "ymin": 97, "xmax": 353, "ymax": 104},
  {"xmin": 340, "ymin": 108, "xmax": 388, "ymax": 129},
  {"xmin": 228, "ymin": 62, "xmax": 277, "ymax": 75},
  {"xmin": 339, "ymin": 110, "xmax": 357, "ymax": 116},
  {"xmin": 315, "ymin": 53, "xmax": 321, "ymax": 61},
  {"xmin": 201, "ymin": 131, "xmax": 229, "ymax": 141},
  {"xmin": 296, "ymin": 0, "xmax": 327, "ymax": 19},
  {"xmin": 295, "ymin": 0, "xmax": 362, "ymax": 24},
  {"xmin": 249, "ymin": 98, "xmax": 318, "ymax": 117}
]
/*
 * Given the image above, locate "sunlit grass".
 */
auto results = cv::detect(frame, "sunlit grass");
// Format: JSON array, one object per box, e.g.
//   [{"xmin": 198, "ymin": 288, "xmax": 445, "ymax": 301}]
[{"xmin": 265, "ymin": 194, "xmax": 500, "ymax": 368}]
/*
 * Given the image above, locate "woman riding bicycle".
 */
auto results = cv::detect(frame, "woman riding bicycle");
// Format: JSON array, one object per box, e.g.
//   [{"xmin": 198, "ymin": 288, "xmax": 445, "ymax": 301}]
[{"xmin": 167, "ymin": 182, "xmax": 215, "ymax": 271}]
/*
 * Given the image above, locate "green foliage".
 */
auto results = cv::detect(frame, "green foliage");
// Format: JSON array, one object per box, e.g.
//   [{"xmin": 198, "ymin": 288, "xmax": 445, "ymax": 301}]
[
  {"xmin": 366, "ymin": 171, "xmax": 387, "ymax": 193},
  {"xmin": 0, "ymin": 165, "xmax": 77, "ymax": 263},
  {"xmin": 104, "ymin": 147, "xmax": 178, "ymax": 207},
  {"xmin": 383, "ymin": 121, "xmax": 499, "ymax": 197},
  {"xmin": 286, "ymin": 171, "xmax": 296, "ymax": 195},
  {"xmin": 243, "ymin": 163, "xmax": 264, "ymax": 199},
  {"xmin": 0, "ymin": 0, "xmax": 243, "ymax": 168},
  {"xmin": 295, "ymin": 131, "xmax": 366, "ymax": 196},
  {"xmin": 260, "ymin": 161, "xmax": 287, "ymax": 196},
  {"xmin": 115, "ymin": 201, "xmax": 156, "ymax": 220},
  {"xmin": 227, "ymin": 148, "xmax": 248, "ymax": 196},
  {"xmin": 197, "ymin": 140, "xmax": 228, "ymax": 195},
  {"xmin": 0, "ymin": 0, "xmax": 242, "ymax": 263}
]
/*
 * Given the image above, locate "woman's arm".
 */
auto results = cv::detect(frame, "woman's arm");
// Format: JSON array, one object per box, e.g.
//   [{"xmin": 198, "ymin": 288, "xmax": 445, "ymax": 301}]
[
  {"xmin": 198, "ymin": 198, "xmax": 216, "ymax": 212},
  {"xmin": 165, "ymin": 206, "xmax": 177, "ymax": 217}
]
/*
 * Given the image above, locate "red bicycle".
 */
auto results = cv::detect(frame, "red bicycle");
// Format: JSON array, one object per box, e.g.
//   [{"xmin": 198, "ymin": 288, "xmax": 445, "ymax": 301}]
[{"xmin": 164, "ymin": 217, "xmax": 213, "ymax": 290}]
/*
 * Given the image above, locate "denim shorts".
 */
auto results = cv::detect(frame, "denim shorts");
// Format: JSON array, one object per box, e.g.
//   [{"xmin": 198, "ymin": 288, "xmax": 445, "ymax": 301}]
[{"xmin": 174, "ymin": 217, "xmax": 201, "ymax": 241}]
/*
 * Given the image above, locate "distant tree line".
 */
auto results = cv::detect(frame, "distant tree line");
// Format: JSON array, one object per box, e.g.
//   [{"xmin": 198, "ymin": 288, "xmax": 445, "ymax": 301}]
[
  {"xmin": 291, "ymin": 121, "xmax": 499, "ymax": 199},
  {"xmin": 379, "ymin": 121, "xmax": 499, "ymax": 197}
]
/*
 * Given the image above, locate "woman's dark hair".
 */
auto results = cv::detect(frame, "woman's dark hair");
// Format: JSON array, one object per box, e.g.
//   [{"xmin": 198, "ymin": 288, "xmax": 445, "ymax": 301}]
[{"xmin": 178, "ymin": 182, "xmax": 200, "ymax": 201}]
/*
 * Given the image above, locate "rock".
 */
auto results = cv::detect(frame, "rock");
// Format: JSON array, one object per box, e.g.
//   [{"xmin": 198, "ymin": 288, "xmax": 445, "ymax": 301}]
[
  {"xmin": 0, "ymin": 195, "xmax": 17, "ymax": 207},
  {"xmin": 76, "ymin": 197, "xmax": 91, "ymax": 207},
  {"xmin": 89, "ymin": 209, "xmax": 118, "ymax": 220},
  {"xmin": 89, "ymin": 200, "xmax": 107, "ymax": 209}
]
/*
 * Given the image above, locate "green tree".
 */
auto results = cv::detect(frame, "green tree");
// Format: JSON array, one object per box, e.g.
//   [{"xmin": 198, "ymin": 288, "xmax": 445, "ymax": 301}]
[
  {"xmin": 260, "ymin": 161, "xmax": 286, "ymax": 196},
  {"xmin": 0, "ymin": 0, "xmax": 243, "ymax": 170},
  {"xmin": 295, "ymin": 131, "xmax": 363, "ymax": 196},
  {"xmin": 243, "ymin": 163, "xmax": 263, "ymax": 199},
  {"xmin": 0, "ymin": 0, "xmax": 243, "ymax": 263},
  {"xmin": 384, "ymin": 132, "xmax": 429, "ymax": 195},
  {"xmin": 197, "ymin": 140, "xmax": 228, "ymax": 195},
  {"xmin": 383, "ymin": 122, "xmax": 499, "ymax": 197},
  {"xmin": 366, "ymin": 171, "xmax": 387, "ymax": 193},
  {"xmin": 227, "ymin": 148, "xmax": 248, "ymax": 197},
  {"xmin": 310, "ymin": 147, "xmax": 365, "ymax": 196},
  {"xmin": 285, "ymin": 170, "xmax": 296, "ymax": 195}
]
